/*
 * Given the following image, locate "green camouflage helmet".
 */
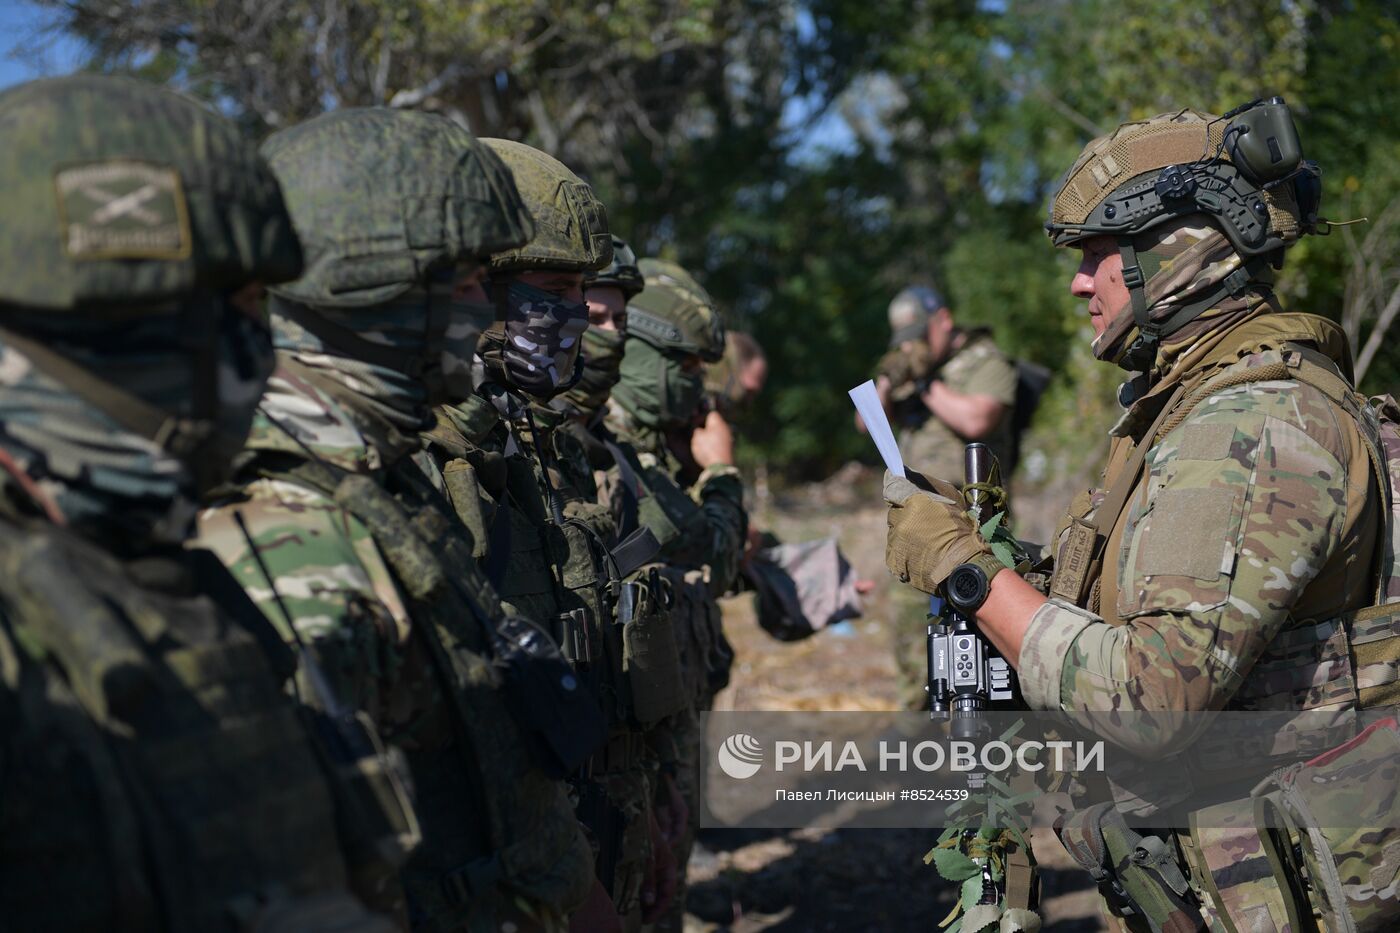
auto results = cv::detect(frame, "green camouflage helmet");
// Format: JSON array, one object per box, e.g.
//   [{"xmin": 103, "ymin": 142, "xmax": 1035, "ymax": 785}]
[
  {"xmin": 0, "ymin": 75, "xmax": 302, "ymax": 310},
  {"xmin": 627, "ymin": 258, "xmax": 725, "ymax": 362},
  {"xmin": 482, "ymin": 139, "xmax": 612, "ymax": 274},
  {"xmin": 265, "ymin": 109, "xmax": 534, "ymax": 308},
  {"xmin": 585, "ymin": 235, "xmax": 644, "ymax": 298}
]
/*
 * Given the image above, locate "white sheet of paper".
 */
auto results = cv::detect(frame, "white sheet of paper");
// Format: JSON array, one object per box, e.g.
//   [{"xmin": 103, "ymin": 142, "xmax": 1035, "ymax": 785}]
[{"xmin": 848, "ymin": 379, "xmax": 904, "ymax": 478}]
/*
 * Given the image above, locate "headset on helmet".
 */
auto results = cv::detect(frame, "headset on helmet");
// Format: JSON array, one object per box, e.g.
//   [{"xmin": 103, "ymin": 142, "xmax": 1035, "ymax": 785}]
[{"xmin": 1047, "ymin": 98, "xmax": 1324, "ymax": 370}]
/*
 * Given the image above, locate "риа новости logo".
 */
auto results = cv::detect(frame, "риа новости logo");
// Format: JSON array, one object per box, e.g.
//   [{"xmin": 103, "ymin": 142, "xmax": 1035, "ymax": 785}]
[{"xmin": 717, "ymin": 733, "xmax": 764, "ymax": 779}]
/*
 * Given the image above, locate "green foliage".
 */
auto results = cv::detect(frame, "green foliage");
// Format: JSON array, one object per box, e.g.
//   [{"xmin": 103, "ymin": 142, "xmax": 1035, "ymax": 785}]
[{"xmin": 30, "ymin": 0, "xmax": 1400, "ymax": 480}]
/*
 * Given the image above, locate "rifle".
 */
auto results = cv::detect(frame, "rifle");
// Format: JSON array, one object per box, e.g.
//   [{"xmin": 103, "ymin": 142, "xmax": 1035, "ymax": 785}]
[
  {"xmin": 921, "ymin": 444, "xmax": 1040, "ymax": 925},
  {"xmin": 925, "ymin": 443, "xmax": 1020, "ymax": 738}
]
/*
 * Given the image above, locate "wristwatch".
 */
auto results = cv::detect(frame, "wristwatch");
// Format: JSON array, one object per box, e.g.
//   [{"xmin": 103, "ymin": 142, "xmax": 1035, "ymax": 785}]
[{"xmin": 943, "ymin": 552, "xmax": 1006, "ymax": 612}]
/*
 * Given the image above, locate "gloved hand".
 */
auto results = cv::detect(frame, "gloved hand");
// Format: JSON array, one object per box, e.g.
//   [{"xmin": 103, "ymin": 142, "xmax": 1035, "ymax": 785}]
[{"xmin": 884, "ymin": 468, "xmax": 992, "ymax": 595}]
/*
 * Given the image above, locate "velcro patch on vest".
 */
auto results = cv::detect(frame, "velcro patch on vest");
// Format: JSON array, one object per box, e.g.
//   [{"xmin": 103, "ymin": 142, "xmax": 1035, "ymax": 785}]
[
  {"xmin": 1139, "ymin": 487, "xmax": 1238, "ymax": 580},
  {"xmin": 1050, "ymin": 517, "xmax": 1098, "ymax": 603},
  {"xmin": 1176, "ymin": 423, "xmax": 1235, "ymax": 461},
  {"xmin": 54, "ymin": 160, "xmax": 191, "ymax": 260}
]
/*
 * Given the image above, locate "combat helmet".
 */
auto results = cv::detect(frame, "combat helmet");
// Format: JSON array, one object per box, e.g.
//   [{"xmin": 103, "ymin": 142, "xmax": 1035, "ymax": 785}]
[
  {"xmin": 0, "ymin": 75, "xmax": 302, "ymax": 310},
  {"xmin": 585, "ymin": 235, "xmax": 644, "ymax": 298},
  {"xmin": 481, "ymin": 139, "xmax": 612, "ymax": 273},
  {"xmin": 265, "ymin": 109, "xmax": 534, "ymax": 309},
  {"xmin": 1047, "ymin": 98, "xmax": 1323, "ymax": 368},
  {"xmin": 0, "ymin": 75, "xmax": 302, "ymax": 482},
  {"xmin": 627, "ymin": 258, "xmax": 726, "ymax": 362}
]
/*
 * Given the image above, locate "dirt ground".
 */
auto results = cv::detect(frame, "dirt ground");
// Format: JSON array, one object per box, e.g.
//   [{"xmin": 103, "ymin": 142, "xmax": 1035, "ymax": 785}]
[{"xmin": 681, "ymin": 464, "xmax": 1107, "ymax": 932}]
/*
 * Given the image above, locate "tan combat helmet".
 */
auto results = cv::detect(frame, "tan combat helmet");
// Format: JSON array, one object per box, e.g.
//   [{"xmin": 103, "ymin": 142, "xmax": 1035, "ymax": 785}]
[
  {"xmin": 481, "ymin": 139, "xmax": 612, "ymax": 273},
  {"xmin": 1046, "ymin": 98, "xmax": 1323, "ymax": 368}
]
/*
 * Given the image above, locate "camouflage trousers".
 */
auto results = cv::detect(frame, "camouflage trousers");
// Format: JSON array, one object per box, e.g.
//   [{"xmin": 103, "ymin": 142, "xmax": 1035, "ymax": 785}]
[
  {"xmin": 643, "ymin": 706, "xmax": 702, "ymax": 933},
  {"xmin": 603, "ymin": 767, "xmax": 654, "ymax": 931}
]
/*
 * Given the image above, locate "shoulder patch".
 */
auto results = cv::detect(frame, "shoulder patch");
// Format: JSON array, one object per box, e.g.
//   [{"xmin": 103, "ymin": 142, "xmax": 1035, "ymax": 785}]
[
  {"xmin": 1140, "ymin": 486, "xmax": 1240, "ymax": 579},
  {"xmin": 1176, "ymin": 423, "xmax": 1235, "ymax": 461},
  {"xmin": 54, "ymin": 160, "xmax": 191, "ymax": 261}
]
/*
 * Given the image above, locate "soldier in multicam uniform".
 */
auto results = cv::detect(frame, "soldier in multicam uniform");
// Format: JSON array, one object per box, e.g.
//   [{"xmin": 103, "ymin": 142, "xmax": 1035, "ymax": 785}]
[
  {"xmin": 605, "ymin": 258, "xmax": 749, "ymax": 933},
  {"xmin": 0, "ymin": 76, "xmax": 392, "ymax": 931},
  {"xmin": 197, "ymin": 108, "xmax": 595, "ymax": 932},
  {"xmin": 866, "ymin": 285, "xmax": 1019, "ymax": 710},
  {"xmin": 883, "ymin": 104, "xmax": 1394, "ymax": 931},
  {"xmin": 414, "ymin": 140, "xmax": 648, "ymax": 932}
]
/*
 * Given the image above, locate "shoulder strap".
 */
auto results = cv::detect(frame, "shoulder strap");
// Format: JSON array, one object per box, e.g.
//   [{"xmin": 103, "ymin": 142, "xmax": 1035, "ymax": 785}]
[
  {"xmin": 603, "ymin": 439, "xmax": 644, "ymax": 537},
  {"xmin": 0, "ymin": 325, "xmax": 206, "ymax": 457},
  {"xmin": 1092, "ymin": 384, "xmax": 1187, "ymax": 537}
]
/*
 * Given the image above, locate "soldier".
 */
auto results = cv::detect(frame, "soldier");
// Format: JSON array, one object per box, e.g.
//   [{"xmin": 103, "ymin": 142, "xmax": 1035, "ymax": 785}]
[
  {"xmin": 867, "ymin": 285, "xmax": 1019, "ymax": 709},
  {"xmin": 196, "ymin": 108, "xmax": 595, "ymax": 932},
  {"xmin": 415, "ymin": 141, "xmax": 648, "ymax": 932},
  {"xmin": 0, "ymin": 75, "xmax": 392, "ymax": 930},
  {"xmin": 605, "ymin": 258, "xmax": 749, "ymax": 933},
  {"xmin": 546, "ymin": 235, "xmax": 685, "ymax": 928},
  {"xmin": 704, "ymin": 330, "xmax": 767, "ymax": 419},
  {"xmin": 883, "ymin": 104, "xmax": 1389, "ymax": 930}
]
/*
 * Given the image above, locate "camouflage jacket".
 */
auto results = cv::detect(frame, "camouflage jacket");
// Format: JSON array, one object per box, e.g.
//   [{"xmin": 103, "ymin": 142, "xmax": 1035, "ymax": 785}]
[
  {"xmin": 417, "ymin": 390, "xmax": 588, "ymax": 650},
  {"xmin": 0, "ymin": 505, "xmax": 385, "ymax": 932},
  {"xmin": 198, "ymin": 359, "xmax": 592, "ymax": 930},
  {"xmin": 602, "ymin": 399, "xmax": 748, "ymax": 595},
  {"xmin": 1023, "ymin": 313, "xmax": 1380, "ymax": 756}
]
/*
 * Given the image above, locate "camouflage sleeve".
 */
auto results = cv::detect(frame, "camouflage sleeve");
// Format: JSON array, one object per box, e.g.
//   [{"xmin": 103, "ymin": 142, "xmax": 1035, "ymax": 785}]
[
  {"xmin": 1019, "ymin": 380, "xmax": 1352, "ymax": 754},
  {"xmin": 197, "ymin": 479, "xmax": 413, "ymax": 721},
  {"xmin": 691, "ymin": 463, "xmax": 748, "ymax": 595}
]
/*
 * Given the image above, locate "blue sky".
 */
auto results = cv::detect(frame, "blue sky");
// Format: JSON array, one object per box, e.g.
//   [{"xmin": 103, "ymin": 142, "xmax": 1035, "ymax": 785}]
[{"xmin": 0, "ymin": 0, "xmax": 85, "ymax": 89}]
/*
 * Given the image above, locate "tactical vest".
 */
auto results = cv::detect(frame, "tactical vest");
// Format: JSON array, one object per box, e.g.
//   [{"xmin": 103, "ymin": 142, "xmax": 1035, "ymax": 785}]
[
  {"xmin": 1049, "ymin": 343, "xmax": 1400, "ymax": 933},
  {"xmin": 1049, "ymin": 344, "xmax": 1397, "ymax": 727},
  {"xmin": 422, "ymin": 402, "xmax": 662, "ymax": 915},
  {"xmin": 252, "ymin": 450, "xmax": 593, "ymax": 931},
  {"xmin": 0, "ymin": 514, "xmax": 387, "ymax": 933}
]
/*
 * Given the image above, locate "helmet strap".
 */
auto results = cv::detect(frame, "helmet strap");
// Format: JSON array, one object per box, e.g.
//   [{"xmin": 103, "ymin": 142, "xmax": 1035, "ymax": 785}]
[
  {"xmin": 491, "ymin": 277, "xmax": 512, "ymax": 323},
  {"xmin": 419, "ymin": 273, "xmax": 449, "ymax": 400},
  {"xmin": 1117, "ymin": 237, "xmax": 1158, "ymax": 372},
  {"xmin": 275, "ymin": 299, "xmax": 426, "ymax": 378},
  {"xmin": 182, "ymin": 291, "xmax": 220, "ymax": 428},
  {"xmin": 1115, "ymin": 236, "xmax": 1274, "ymax": 373}
]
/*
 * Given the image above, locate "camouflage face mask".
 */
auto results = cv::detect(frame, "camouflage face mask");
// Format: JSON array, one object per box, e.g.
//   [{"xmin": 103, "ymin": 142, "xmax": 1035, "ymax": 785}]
[
  {"xmin": 272, "ymin": 280, "xmax": 490, "ymax": 436},
  {"xmin": 555, "ymin": 325, "xmax": 626, "ymax": 419},
  {"xmin": 0, "ymin": 295, "xmax": 274, "ymax": 546},
  {"xmin": 614, "ymin": 337, "xmax": 704, "ymax": 430},
  {"xmin": 499, "ymin": 281, "xmax": 589, "ymax": 398},
  {"xmin": 1093, "ymin": 219, "xmax": 1262, "ymax": 371}
]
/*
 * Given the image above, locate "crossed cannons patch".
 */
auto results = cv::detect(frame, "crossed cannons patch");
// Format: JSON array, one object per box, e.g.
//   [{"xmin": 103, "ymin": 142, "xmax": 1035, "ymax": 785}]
[{"xmin": 54, "ymin": 160, "xmax": 191, "ymax": 260}]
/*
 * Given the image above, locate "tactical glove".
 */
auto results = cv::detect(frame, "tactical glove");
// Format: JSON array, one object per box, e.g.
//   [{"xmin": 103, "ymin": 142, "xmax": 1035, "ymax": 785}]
[{"xmin": 884, "ymin": 468, "xmax": 993, "ymax": 595}]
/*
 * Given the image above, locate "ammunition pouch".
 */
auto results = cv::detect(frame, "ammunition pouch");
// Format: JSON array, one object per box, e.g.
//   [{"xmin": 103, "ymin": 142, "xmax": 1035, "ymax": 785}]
[
  {"xmin": 623, "ymin": 569, "xmax": 688, "ymax": 724},
  {"xmin": 660, "ymin": 567, "xmax": 734, "ymax": 706},
  {"xmin": 1055, "ymin": 803, "xmax": 1204, "ymax": 933},
  {"xmin": 1186, "ymin": 716, "xmax": 1400, "ymax": 933}
]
